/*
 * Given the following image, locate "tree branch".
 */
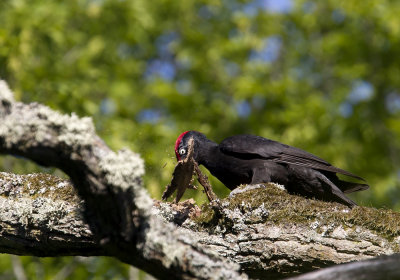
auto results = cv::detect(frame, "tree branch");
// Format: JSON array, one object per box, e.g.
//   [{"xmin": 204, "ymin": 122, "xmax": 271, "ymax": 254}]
[
  {"xmin": 287, "ymin": 253, "xmax": 400, "ymax": 280},
  {"xmin": 156, "ymin": 184, "xmax": 400, "ymax": 279},
  {"xmin": 0, "ymin": 172, "xmax": 102, "ymax": 257},
  {"xmin": 0, "ymin": 80, "xmax": 399, "ymax": 279},
  {"xmin": 0, "ymin": 80, "xmax": 244, "ymax": 280}
]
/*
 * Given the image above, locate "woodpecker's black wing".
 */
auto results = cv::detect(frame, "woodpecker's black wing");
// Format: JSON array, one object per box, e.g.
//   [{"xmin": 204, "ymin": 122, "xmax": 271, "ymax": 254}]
[{"xmin": 219, "ymin": 134, "xmax": 366, "ymax": 182}]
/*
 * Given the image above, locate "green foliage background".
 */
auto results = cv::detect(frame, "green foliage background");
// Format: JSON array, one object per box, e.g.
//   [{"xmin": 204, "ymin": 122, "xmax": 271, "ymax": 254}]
[{"xmin": 1, "ymin": 0, "xmax": 400, "ymax": 278}]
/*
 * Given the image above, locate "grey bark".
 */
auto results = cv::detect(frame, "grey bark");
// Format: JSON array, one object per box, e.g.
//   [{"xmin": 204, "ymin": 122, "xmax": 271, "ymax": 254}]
[
  {"xmin": 0, "ymin": 80, "xmax": 244, "ymax": 280},
  {"xmin": 0, "ymin": 80, "xmax": 399, "ymax": 279},
  {"xmin": 155, "ymin": 185, "xmax": 400, "ymax": 279},
  {"xmin": 0, "ymin": 172, "xmax": 103, "ymax": 257}
]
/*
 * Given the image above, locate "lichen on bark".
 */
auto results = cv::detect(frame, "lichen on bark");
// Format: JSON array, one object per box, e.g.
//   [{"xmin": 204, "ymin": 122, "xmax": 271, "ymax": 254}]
[
  {"xmin": 192, "ymin": 183, "xmax": 400, "ymax": 241},
  {"xmin": 156, "ymin": 183, "xmax": 400, "ymax": 278},
  {"xmin": 0, "ymin": 80, "xmax": 245, "ymax": 280},
  {"xmin": 0, "ymin": 172, "xmax": 77, "ymax": 202}
]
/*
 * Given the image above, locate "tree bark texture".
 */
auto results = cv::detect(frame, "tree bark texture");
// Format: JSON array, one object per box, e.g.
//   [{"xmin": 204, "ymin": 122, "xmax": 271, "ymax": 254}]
[
  {"xmin": 0, "ymin": 81, "xmax": 243, "ymax": 280},
  {"xmin": 0, "ymin": 80, "xmax": 399, "ymax": 279},
  {"xmin": 155, "ymin": 183, "xmax": 400, "ymax": 279}
]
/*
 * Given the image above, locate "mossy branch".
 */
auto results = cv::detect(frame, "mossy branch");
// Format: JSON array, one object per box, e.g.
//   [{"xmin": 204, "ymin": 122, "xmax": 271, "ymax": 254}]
[
  {"xmin": 0, "ymin": 172, "xmax": 102, "ymax": 257},
  {"xmin": 0, "ymin": 80, "xmax": 244, "ymax": 280},
  {"xmin": 156, "ymin": 183, "xmax": 400, "ymax": 279},
  {"xmin": 1, "ymin": 80, "xmax": 399, "ymax": 279}
]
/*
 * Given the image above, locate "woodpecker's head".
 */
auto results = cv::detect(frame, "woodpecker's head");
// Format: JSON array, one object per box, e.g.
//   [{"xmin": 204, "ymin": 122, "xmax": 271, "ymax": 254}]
[{"xmin": 174, "ymin": 131, "xmax": 210, "ymax": 161}]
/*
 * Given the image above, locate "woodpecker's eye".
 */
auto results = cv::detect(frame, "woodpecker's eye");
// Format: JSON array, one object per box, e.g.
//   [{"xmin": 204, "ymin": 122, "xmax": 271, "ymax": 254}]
[{"xmin": 179, "ymin": 148, "xmax": 186, "ymax": 155}]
